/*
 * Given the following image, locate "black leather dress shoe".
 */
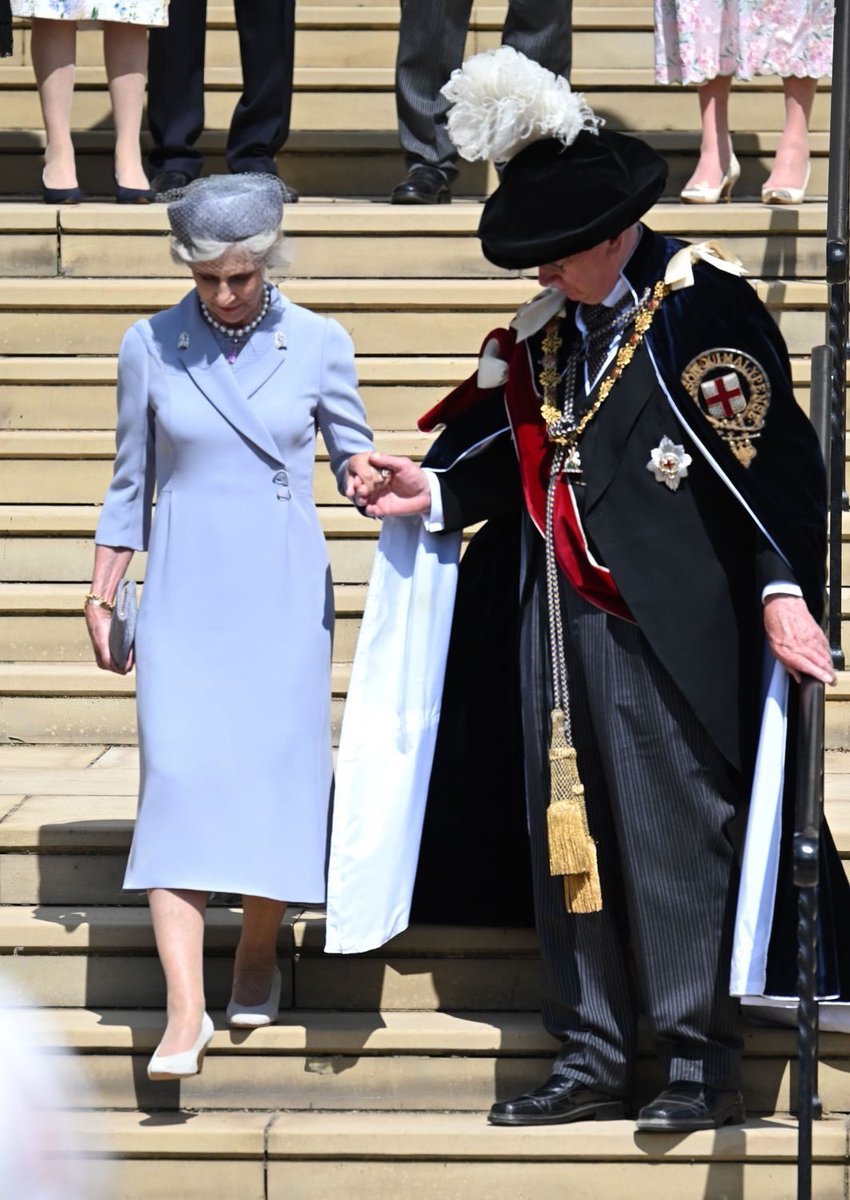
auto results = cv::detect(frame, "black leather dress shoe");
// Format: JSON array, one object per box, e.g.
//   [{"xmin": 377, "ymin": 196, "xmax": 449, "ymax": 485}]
[
  {"xmin": 636, "ymin": 1082, "xmax": 745, "ymax": 1132},
  {"xmin": 150, "ymin": 170, "xmax": 195, "ymax": 201},
  {"xmin": 488, "ymin": 1075, "xmax": 625, "ymax": 1127},
  {"xmin": 391, "ymin": 165, "xmax": 451, "ymax": 205}
]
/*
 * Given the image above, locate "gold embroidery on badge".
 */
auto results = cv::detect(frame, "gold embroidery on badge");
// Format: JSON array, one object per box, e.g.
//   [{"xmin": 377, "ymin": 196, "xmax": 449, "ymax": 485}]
[{"xmin": 680, "ymin": 348, "xmax": 771, "ymax": 467}]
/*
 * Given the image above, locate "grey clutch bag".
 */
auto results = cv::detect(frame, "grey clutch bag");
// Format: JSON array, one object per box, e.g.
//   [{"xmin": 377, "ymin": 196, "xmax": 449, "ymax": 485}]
[{"xmin": 109, "ymin": 579, "xmax": 137, "ymax": 669}]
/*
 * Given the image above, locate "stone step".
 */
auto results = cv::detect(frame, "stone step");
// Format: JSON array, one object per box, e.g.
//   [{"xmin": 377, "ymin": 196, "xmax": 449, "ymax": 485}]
[
  {"xmin": 15, "ymin": 1007, "xmax": 850, "ymax": 1116},
  {"xmin": 0, "ymin": 278, "xmax": 829, "ymax": 357},
  {"xmin": 6, "ymin": 31, "xmax": 657, "ymax": 77},
  {"xmin": 0, "ymin": 433, "xmax": 433, "ymax": 504},
  {"xmin": 0, "ymin": 129, "xmax": 833, "ymax": 198},
  {"xmin": 12, "ymin": 593, "xmax": 850, "ymax": 668},
  {"xmin": 0, "ymin": 76, "xmax": 831, "ymax": 130},
  {"xmin": 0, "ymin": 198, "xmax": 832, "ymax": 280},
  {"xmin": 41, "ymin": 1110, "xmax": 850, "ymax": 1200},
  {"xmin": 0, "ymin": 355, "xmax": 461, "ymax": 431},
  {"xmin": 0, "ymin": 905, "xmax": 543, "ymax": 1011},
  {"xmin": 0, "ymin": 582, "xmax": 368, "ymax": 663},
  {"xmin": 4, "ymin": 686, "xmax": 849, "ymax": 747},
  {"xmin": 0, "ymin": 780, "xmax": 846, "ymax": 904},
  {"xmin": 0, "ymin": 352, "xmax": 829, "ymax": 430}
]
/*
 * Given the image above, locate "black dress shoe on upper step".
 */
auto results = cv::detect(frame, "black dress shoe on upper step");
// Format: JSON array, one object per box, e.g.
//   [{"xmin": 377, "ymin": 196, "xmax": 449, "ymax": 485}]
[
  {"xmin": 150, "ymin": 170, "xmax": 195, "ymax": 201},
  {"xmin": 390, "ymin": 165, "xmax": 451, "ymax": 205},
  {"xmin": 636, "ymin": 1082, "xmax": 745, "ymax": 1132},
  {"xmin": 488, "ymin": 1075, "xmax": 625, "ymax": 1126}
]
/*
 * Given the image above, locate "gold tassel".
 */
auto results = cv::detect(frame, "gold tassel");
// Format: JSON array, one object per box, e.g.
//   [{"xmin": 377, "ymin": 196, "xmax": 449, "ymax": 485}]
[
  {"xmin": 547, "ymin": 794, "xmax": 593, "ymax": 876},
  {"xmin": 563, "ymin": 844, "xmax": 604, "ymax": 914},
  {"xmin": 547, "ymin": 708, "xmax": 603, "ymax": 912}
]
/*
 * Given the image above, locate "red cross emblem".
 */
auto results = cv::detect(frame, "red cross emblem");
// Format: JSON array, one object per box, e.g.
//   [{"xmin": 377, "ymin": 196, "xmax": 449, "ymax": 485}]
[{"xmin": 700, "ymin": 372, "xmax": 746, "ymax": 419}]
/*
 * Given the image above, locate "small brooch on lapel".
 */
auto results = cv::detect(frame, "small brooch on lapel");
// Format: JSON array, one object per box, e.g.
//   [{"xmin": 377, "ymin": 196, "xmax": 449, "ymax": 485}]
[
  {"xmin": 647, "ymin": 436, "xmax": 692, "ymax": 491},
  {"xmin": 178, "ymin": 332, "xmax": 190, "ymax": 350},
  {"xmin": 274, "ymin": 331, "xmax": 287, "ymax": 350}
]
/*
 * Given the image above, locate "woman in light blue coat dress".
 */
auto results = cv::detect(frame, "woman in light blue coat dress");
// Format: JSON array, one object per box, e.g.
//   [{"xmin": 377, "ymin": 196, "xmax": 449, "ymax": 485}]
[{"xmin": 85, "ymin": 175, "xmax": 381, "ymax": 1081}]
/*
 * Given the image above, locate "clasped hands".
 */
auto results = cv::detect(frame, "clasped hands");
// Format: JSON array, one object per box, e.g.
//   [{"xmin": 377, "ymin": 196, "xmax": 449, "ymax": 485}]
[{"xmin": 345, "ymin": 453, "xmax": 431, "ymax": 517}]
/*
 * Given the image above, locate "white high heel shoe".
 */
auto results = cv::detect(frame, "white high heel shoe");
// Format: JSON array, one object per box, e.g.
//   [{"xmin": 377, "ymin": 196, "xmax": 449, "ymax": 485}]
[
  {"xmin": 680, "ymin": 154, "xmax": 741, "ymax": 204},
  {"xmin": 226, "ymin": 965, "xmax": 282, "ymax": 1028},
  {"xmin": 147, "ymin": 1012, "xmax": 214, "ymax": 1081},
  {"xmin": 762, "ymin": 163, "xmax": 811, "ymax": 206}
]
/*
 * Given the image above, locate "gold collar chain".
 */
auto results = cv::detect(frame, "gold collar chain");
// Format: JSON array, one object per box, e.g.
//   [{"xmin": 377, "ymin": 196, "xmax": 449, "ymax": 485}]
[{"xmin": 539, "ymin": 280, "xmax": 669, "ymax": 447}]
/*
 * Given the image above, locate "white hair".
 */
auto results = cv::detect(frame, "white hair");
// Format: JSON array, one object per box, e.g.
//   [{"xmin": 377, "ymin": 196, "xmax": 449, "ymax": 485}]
[{"xmin": 170, "ymin": 228, "xmax": 291, "ymax": 272}]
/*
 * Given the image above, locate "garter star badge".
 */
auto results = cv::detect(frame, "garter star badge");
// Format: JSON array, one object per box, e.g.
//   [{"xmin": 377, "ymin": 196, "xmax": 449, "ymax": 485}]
[
  {"xmin": 680, "ymin": 348, "xmax": 771, "ymax": 467},
  {"xmin": 647, "ymin": 436, "xmax": 692, "ymax": 491}
]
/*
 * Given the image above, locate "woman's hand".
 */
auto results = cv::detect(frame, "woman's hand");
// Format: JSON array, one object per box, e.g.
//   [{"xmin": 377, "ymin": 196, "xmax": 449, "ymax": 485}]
[
  {"xmin": 86, "ymin": 544, "xmax": 135, "ymax": 674},
  {"xmin": 85, "ymin": 602, "xmax": 134, "ymax": 675},
  {"xmin": 763, "ymin": 595, "xmax": 836, "ymax": 685},
  {"xmin": 345, "ymin": 451, "xmax": 388, "ymax": 508}
]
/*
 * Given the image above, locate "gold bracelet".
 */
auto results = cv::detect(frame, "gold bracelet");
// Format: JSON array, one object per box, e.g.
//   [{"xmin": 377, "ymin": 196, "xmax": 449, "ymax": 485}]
[{"xmin": 84, "ymin": 592, "xmax": 115, "ymax": 613}]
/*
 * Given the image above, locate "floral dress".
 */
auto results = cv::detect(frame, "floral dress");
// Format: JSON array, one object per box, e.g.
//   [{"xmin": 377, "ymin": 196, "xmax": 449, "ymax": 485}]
[
  {"xmin": 11, "ymin": 0, "xmax": 167, "ymax": 23},
  {"xmin": 655, "ymin": 0, "xmax": 834, "ymax": 83}
]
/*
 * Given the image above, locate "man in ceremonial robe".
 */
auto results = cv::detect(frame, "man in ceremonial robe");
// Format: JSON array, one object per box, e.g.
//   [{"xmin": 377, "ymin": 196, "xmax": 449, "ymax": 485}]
[{"xmin": 326, "ymin": 50, "xmax": 849, "ymax": 1132}]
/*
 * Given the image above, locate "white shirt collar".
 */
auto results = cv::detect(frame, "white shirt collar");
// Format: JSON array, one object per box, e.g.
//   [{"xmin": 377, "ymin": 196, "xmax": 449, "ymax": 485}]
[{"xmin": 511, "ymin": 225, "xmax": 644, "ymax": 342}]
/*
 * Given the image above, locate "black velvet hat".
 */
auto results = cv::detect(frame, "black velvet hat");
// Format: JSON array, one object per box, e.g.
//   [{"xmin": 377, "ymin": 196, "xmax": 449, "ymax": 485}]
[{"xmin": 478, "ymin": 129, "xmax": 669, "ymax": 270}]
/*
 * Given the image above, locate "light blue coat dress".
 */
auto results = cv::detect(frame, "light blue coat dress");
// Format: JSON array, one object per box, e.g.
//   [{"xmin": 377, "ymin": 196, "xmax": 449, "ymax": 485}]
[{"xmin": 96, "ymin": 287, "xmax": 374, "ymax": 902}]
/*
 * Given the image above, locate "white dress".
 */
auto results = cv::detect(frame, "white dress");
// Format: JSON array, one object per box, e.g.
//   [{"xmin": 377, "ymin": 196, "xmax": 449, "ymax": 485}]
[{"xmin": 11, "ymin": 0, "xmax": 167, "ymax": 24}]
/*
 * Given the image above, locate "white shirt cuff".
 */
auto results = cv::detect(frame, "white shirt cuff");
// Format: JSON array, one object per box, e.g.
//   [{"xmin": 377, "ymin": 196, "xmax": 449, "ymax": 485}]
[
  {"xmin": 762, "ymin": 582, "xmax": 804, "ymax": 603},
  {"xmin": 423, "ymin": 468, "xmax": 445, "ymax": 532}
]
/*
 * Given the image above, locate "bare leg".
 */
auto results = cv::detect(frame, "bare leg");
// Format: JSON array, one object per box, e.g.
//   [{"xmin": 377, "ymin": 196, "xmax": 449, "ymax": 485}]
[
  {"xmin": 232, "ymin": 896, "xmax": 287, "ymax": 1005},
  {"xmin": 148, "ymin": 887, "xmax": 209, "ymax": 1055},
  {"xmin": 762, "ymin": 76, "xmax": 816, "ymax": 193},
  {"xmin": 103, "ymin": 20, "xmax": 150, "ymax": 188},
  {"xmin": 29, "ymin": 18, "xmax": 78, "ymax": 190},
  {"xmin": 683, "ymin": 75, "xmax": 733, "ymax": 191}
]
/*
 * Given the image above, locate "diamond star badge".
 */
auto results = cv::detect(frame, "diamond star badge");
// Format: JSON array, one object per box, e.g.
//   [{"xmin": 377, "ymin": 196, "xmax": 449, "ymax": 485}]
[
  {"xmin": 178, "ymin": 332, "xmax": 190, "ymax": 350},
  {"xmin": 647, "ymin": 436, "xmax": 692, "ymax": 491}
]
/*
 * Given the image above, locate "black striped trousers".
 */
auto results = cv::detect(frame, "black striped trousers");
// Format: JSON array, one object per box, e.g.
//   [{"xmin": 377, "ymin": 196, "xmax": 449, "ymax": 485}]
[
  {"xmin": 395, "ymin": 0, "xmax": 574, "ymax": 177},
  {"xmin": 520, "ymin": 526, "xmax": 744, "ymax": 1095}
]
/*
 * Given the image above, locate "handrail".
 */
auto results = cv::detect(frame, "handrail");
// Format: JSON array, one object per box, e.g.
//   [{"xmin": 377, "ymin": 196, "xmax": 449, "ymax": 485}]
[
  {"xmin": 825, "ymin": 0, "xmax": 850, "ymax": 669},
  {"xmin": 796, "ymin": 5, "xmax": 850, "ymax": 1191},
  {"xmin": 793, "ymin": 674, "xmax": 825, "ymax": 1200}
]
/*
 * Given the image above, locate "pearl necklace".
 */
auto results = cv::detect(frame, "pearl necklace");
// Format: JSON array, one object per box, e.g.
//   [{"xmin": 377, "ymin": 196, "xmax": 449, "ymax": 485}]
[{"xmin": 199, "ymin": 283, "xmax": 271, "ymax": 342}]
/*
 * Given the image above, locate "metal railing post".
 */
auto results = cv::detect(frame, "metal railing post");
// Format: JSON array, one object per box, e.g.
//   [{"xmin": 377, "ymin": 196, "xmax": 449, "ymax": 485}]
[{"xmin": 825, "ymin": 0, "xmax": 850, "ymax": 668}]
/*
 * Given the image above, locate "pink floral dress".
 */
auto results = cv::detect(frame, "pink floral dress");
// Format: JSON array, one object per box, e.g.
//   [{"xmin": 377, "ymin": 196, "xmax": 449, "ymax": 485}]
[{"xmin": 655, "ymin": 0, "xmax": 834, "ymax": 83}]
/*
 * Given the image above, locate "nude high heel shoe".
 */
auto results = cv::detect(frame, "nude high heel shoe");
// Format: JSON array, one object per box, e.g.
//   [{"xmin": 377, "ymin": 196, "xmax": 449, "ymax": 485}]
[
  {"xmin": 226, "ymin": 966, "xmax": 282, "ymax": 1028},
  {"xmin": 147, "ymin": 1012, "xmax": 214, "ymax": 1081},
  {"xmin": 680, "ymin": 154, "xmax": 741, "ymax": 204},
  {"xmin": 762, "ymin": 164, "xmax": 811, "ymax": 205}
]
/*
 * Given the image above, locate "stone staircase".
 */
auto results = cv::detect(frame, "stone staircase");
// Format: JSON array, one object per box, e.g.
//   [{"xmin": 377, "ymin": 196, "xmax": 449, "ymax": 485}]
[{"xmin": 2, "ymin": 1, "xmax": 850, "ymax": 1196}]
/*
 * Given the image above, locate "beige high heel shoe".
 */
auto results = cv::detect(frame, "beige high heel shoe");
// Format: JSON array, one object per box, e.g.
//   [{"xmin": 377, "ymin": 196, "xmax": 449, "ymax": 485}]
[
  {"xmin": 147, "ymin": 1012, "xmax": 214, "ymax": 1081},
  {"xmin": 680, "ymin": 154, "xmax": 741, "ymax": 204},
  {"xmin": 762, "ymin": 164, "xmax": 811, "ymax": 205},
  {"xmin": 226, "ymin": 966, "xmax": 282, "ymax": 1028}
]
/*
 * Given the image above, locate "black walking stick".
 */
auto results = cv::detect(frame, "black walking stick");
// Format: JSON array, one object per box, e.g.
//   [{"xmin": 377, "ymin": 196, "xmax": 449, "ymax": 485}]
[{"xmin": 791, "ymin": 4, "xmax": 850, "ymax": 1193}]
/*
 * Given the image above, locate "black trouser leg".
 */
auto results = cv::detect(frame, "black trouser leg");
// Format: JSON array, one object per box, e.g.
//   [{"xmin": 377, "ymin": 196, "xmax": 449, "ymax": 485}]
[
  {"xmin": 147, "ymin": 0, "xmax": 207, "ymax": 177},
  {"xmin": 227, "ymin": 0, "xmax": 296, "ymax": 173}
]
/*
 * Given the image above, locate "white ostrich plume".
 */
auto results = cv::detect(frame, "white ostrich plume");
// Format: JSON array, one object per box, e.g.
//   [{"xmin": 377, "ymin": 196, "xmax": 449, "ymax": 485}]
[{"xmin": 442, "ymin": 46, "xmax": 601, "ymax": 164}]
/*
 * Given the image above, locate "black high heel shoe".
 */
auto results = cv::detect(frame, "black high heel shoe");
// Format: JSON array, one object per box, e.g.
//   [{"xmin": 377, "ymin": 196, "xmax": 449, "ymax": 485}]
[
  {"xmin": 41, "ymin": 176, "xmax": 85, "ymax": 205},
  {"xmin": 115, "ymin": 180, "xmax": 155, "ymax": 204}
]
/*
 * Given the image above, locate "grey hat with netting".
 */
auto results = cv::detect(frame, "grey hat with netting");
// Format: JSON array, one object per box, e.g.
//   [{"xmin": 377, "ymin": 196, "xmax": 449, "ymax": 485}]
[{"xmin": 167, "ymin": 174, "xmax": 287, "ymax": 249}]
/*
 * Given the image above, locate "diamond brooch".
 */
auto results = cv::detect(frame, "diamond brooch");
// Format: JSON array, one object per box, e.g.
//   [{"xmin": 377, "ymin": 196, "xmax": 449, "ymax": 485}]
[{"xmin": 647, "ymin": 436, "xmax": 692, "ymax": 491}]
